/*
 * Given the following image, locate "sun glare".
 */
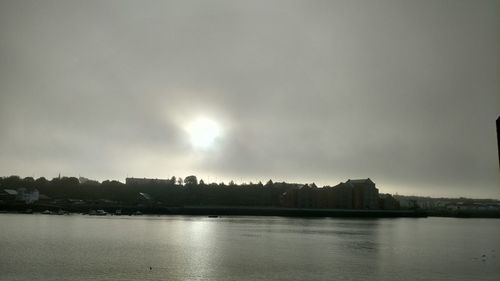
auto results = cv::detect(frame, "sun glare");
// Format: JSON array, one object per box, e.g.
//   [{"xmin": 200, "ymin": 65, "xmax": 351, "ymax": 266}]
[{"xmin": 187, "ymin": 117, "xmax": 221, "ymax": 149}]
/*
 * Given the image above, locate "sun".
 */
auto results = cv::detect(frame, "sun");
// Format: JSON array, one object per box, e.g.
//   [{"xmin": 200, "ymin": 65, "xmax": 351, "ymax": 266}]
[{"xmin": 186, "ymin": 117, "xmax": 222, "ymax": 149}]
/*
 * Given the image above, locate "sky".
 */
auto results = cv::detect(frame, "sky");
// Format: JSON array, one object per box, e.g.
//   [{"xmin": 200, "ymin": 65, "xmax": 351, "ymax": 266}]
[{"xmin": 0, "ymin": 0, "xmax": 498, "ymax": 198}]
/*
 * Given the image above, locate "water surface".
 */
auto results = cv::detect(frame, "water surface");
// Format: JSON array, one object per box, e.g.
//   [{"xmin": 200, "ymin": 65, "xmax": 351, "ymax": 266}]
[{"xmin": 0, "ymin": 214, "xmax": 498, "ymax": 281}]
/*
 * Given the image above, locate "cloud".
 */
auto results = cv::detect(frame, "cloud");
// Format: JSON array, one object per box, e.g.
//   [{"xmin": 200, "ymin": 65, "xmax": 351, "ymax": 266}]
[{"xmin": 0, "ymin": 0, "xmax": 498, "ymax": 198}]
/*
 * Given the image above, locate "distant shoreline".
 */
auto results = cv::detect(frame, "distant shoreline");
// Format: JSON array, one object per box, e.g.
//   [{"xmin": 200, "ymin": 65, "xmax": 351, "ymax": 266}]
[
  {"xmin": 1, "ymin": 203, "xmax": 427, "ymax": 218},
  {"xmin": 4, "ymin": 203, "xmax": 500, "ymax": 218},
  {"xmin": 161, "ymin": 206, "xmax": 428, "ymax": 218}
]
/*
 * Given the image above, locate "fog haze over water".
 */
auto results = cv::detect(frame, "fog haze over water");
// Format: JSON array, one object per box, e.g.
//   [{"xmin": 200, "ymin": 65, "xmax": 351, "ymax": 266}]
[{"xmin": 0, "ymin": 0, "xmax": 498, "ymax": 198}]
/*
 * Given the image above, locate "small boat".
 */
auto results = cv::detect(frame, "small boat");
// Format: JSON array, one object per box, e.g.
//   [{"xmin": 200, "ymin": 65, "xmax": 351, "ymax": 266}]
[
  {"xmin": 42, "ymin": 210, "xmax": 52, "ymax": 215},
  {"xmin": 133, "ymin": 211, "xmax": 143, "ymax": 216},
  {"xmin": 208, "ymin": 215, "xmax": 219, "ymax": 218}
]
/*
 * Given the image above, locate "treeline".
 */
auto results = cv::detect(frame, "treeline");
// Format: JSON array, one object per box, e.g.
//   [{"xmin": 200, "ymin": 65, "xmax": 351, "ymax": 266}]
[{"xmin": 0, "ymin": 175, "xmax": 300, "ymax": 207}]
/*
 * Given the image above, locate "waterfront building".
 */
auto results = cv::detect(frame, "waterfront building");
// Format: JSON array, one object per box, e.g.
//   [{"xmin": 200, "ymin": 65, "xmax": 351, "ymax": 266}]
[
  {"xmin": 280, "ymin": 178, "xmax": 380, "ymax": 209},
  {"xmin": 295, "ymin": 184, "xmax": 320, "ymax": 208},
  {"xmin": 321, "ymin": 183, "xmax": 353, "ymax": 209},
  {"xmin": 16, "ymin": 188, "xmax": 39, "ymax": 204},
  {"xmin": 347, "ymin": 179, "xmax": 379, "ymax": 209},
  {"xmin": 0, "ymin": 189, "xmax": 18, "ymax": 201},
  {"xmin": 379, "ymin": 194, "xmax": 400, "ymax": 210}
]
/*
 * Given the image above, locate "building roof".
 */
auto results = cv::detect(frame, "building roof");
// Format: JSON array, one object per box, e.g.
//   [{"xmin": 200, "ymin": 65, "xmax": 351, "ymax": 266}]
[
  {"xmin": 2, "ymin": 189, "xmax": 18, "ymax": 195},
  {"xmin": 332, "ymin": 182, "xmax": 353, "ymax": 189},
  {"xmin": 346, "ymin": 178, "xmax": 374, "ymax": 185}
]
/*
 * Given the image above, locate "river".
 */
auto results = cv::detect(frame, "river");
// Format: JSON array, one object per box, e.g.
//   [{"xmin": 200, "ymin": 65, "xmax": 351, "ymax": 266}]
[{"xmin": 0, "ymin": 214, "xmax": 498, "ymax": 281}]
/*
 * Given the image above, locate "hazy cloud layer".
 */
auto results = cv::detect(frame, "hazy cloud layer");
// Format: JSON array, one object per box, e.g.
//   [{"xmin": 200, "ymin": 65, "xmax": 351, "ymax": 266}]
[{"xmin": 0, "ymin": 0, "xmax": 498, "ymax": 198}]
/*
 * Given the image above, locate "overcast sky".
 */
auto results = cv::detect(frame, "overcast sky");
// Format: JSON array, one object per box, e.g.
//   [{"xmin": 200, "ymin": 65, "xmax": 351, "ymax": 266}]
[{"xmin": 0, "ymin": 0, "xmax": 498, "ymax": 198}]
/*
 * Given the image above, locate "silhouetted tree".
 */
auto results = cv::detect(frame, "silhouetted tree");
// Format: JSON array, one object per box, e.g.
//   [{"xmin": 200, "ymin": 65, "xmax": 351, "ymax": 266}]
[
  {"xmin": 102, "ymin": 180, "xmax": 122, "ymax": 185},
  {"xmin": 61, "ymin": 177, "xmax": 79, "ymax": 187},
  {"xmin": 23, "ymin": 177, "xmax": 35, "ymax": 188},
  {"xmin": 2, "ymin": 175, "xmax": 22, "ymax": 188},
  {"xmin": 184, "ymin": 175, "xmax": 198, "ymax": 186},
  {"xmin": 170, "ymin": 176, "xmax": 176, "ymax": 185},
  {"xmin": 35, "ymin": 177, "xmax": 48, "ymax": 186},
  {"xmin": 0, "ymin": 173, "xmax": 352, "ymax": 208}
]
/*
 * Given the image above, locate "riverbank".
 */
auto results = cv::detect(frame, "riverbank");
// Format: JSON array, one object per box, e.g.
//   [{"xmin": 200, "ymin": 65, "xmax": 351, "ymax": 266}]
[
  {"xmin": 2, "ymin": 202, "xmax": 427, "ymax": 218},
  {"xmin": 4, "ymin": 202, "xmax": 500, "ymax": 218}
]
